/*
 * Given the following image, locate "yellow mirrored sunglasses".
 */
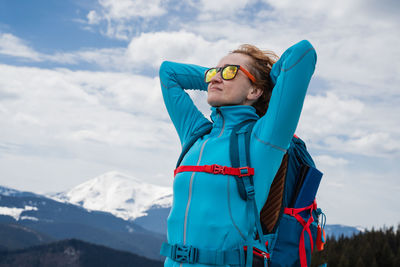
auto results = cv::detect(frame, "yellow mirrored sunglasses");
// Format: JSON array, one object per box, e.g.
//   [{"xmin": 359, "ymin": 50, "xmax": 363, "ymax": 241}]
[{"xmin": 204, "ymin": 65, "xmax": 256, "ymax": 83}]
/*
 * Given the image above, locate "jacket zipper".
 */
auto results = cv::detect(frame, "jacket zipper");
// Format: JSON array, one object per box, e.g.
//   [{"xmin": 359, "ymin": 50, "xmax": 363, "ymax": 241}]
[{"xmin": 180, "ymin": 108, "xmax": 225, "ymax": 266}]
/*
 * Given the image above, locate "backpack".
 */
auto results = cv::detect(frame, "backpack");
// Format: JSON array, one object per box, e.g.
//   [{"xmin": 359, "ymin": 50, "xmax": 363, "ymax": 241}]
[{"xmin": 163, "ymin": 120, "xmax": 326, "ymax": 267}]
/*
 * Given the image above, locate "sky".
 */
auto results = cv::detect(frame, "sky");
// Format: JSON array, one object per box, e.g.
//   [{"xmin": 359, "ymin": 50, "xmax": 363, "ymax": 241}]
[{"xmin": 0, "ymin": 0, "xmax": 399, "ymax": 229}]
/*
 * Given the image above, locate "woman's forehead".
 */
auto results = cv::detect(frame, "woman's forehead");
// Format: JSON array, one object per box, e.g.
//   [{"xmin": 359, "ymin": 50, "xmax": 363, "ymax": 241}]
[{"xmin": 217, "ymin": 53, "xmax": 251, "ymax": 68}]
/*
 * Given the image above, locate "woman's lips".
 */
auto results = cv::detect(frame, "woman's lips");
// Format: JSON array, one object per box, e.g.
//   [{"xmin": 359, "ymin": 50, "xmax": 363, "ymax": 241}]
[{"xmin": 209, "ymin": 87, "xmax": 222, "ymax": 91}]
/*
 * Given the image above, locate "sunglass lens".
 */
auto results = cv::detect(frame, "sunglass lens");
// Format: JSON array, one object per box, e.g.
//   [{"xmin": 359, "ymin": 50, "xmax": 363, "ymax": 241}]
[
  {"xmin": 222, "ymin": 65, "xmax": 238, "ymax": 80},
  {"xmin": 205, "ymin": 68, "xmax": 217, "ymax": 83}
]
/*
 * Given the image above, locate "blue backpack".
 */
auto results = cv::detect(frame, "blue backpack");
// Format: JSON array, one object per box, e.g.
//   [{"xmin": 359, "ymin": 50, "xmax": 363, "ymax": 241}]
[{"xmin": 171, "ymin": 120, "xmax": 326, "ymax": 267}]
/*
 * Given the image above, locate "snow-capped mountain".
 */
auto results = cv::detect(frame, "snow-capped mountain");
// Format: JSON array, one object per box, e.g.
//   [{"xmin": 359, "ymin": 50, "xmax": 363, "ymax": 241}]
[{"xmin": 49, "ymin": 171, "xmax": 172, "ymax": 221}]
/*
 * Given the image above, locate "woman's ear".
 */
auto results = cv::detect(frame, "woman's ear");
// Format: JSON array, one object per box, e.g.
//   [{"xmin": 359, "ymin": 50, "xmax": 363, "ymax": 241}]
[{"xmin": 247, "ymin": 87, "xmax": 263, "ymax": 101}]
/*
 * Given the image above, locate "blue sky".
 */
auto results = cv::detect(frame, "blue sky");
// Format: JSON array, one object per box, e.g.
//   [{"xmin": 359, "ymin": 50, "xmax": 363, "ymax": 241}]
[
  {"xmin": 0, "ymin": 0, "xmax": 399, "ymax": 229},
  {"xmin": 0, "ymin": 0, "xmax": 116, "ymax": 49}
]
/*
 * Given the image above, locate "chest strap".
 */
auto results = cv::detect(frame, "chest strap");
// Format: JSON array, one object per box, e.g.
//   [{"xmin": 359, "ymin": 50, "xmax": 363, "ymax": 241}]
[{"xmin": 174, "ymin": 164, "xmax": 254, "ymax": 178}]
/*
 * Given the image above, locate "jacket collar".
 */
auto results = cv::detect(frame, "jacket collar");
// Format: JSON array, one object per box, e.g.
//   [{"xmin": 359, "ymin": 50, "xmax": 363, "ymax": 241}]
[{"xmin": 210, "ymin": 105, "xmax": 259, "ymax": 131}]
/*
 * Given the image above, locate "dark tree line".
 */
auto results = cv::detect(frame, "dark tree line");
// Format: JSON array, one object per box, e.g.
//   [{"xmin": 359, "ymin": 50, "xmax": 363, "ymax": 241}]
[
  {"xmin": 312, "ymin": 225, "xmax": 400, "ymax": 267},
  {"xmin": 0, "ymin": 239, "xmax": 163, "ymax": 267}
]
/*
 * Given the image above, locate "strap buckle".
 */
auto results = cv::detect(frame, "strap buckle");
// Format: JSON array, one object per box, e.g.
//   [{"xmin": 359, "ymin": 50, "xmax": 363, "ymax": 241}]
[
  {"xmin": 211, "ymin": 164, "xmax": 225, "ymax": 174},
  {"xmin": 238, "ymin": 167, "xmax": 254, "ymax": 177},
  {"xmin": 172, "ymin": 244, "xmax": 198, "ymax": 263},
  {"xmin": 245, "ymin": 185, "xmax": 255, "ymax": 199},
  {"xmin": 284, "ymin": 207, "xmax": 296, "ymax": 216}
]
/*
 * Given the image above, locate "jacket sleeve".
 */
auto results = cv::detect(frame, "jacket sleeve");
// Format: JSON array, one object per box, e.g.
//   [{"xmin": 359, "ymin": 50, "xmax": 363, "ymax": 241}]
[
  {"xmin": 253, "ymin": 40, "xmax": 317, "ymax": 151},
  {"xmin": 159, "ymin": 61, "xmax": 211, "ymax": 146}
]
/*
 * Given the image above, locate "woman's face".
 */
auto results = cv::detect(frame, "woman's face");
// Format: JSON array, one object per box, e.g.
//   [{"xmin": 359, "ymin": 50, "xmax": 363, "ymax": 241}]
[{"xmin": 207, "ymin": 53, "xmax": 259, "ymax": 107}]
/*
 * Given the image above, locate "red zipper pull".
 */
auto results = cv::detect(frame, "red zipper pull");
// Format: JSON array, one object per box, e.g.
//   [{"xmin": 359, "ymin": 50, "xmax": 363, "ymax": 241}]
[{"xmin": 316, "ymin": 225, "xmax": 326, "ymax": 251}]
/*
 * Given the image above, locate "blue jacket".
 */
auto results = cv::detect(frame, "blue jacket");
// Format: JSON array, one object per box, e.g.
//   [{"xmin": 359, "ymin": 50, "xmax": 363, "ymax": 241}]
[{"xmin": 160, "ymin": 40, "xmax": 317, "ymax": 267}]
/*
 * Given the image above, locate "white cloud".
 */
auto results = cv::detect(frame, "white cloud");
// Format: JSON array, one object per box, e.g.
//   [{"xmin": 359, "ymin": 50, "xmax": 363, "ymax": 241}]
[
  {"xmin": 99, "ymin": 0, "xmax": 166, "ymax": 20},
  {"xmin": 127, "ymin": 31, "xmax": 237, "ymax": 68},
  {"xmin": 58, "ymin": 48, "xmax": 130, "ymax": 70},
  {"xmin": 196, "ymin": 0, "xmax": 252, "ymax": 20},
  {"xmin": 0, "ymin": 64, "xmax": 169, "ymax": 143},
  {"xmin": 0, "ymin": 33, "xmax": 132, "ymax": 71},
  {"xmin": 43, "ymin": 47, "xmax": 132, "ymax": 70},
  {"xmin": 301, "ymin": 92, "xmax": 365, "ymax": 137},
  {"xmin": 199, "ymin": 0, "xmax": 251, "ymax": 11},
  {"xmin": 314, "ymin": 155, "xmax": 349, "ymax": 168},
  {"xmin": 298, "ymin": 92, "xmax": 400, "ymax": 157},
  {"xmin": 84, "ymin": 0, "xmax": 168, "ymax": 39},
  {"xmin": 0, "ymin": 33, "xmax": 41, "ymax": 61},
  {"xmin": 87, "ymin": 10, "xmax": 102, "ymax": 25}
]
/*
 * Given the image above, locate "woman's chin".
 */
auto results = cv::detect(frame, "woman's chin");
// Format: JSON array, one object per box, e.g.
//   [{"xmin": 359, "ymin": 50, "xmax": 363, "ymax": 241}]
[{"xmin": 207, "ymin": 97, "xmax": 222, "ymax": 107}]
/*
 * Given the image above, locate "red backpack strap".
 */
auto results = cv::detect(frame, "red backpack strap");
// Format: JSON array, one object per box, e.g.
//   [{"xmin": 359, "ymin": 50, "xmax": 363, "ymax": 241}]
[
  {"xmin": 174, "ymin": 164, "xmax": 254, "ymax": 178},
  {"xmin": 284, "ymin": 200, "xmax": 317, "ymax": 267}
]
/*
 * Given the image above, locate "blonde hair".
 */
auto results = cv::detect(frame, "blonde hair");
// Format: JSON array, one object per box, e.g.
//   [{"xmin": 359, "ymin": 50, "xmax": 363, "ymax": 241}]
[{"xmin": 231, "ymin": 45, "xmax": 279, "ymax": 116}]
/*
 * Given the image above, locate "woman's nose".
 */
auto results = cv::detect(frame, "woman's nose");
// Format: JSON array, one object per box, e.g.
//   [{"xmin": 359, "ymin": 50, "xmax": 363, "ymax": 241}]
[{"xmin": 209, "ymin": 71, "xmax": 222, "ymax": 83}]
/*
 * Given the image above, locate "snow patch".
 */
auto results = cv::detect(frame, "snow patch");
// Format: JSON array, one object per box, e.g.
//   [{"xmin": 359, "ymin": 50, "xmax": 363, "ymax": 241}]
[
  {"xmin": 0, "ymin": 205, "xmax": 38, "ymax": 221},
  {"xmin": 20, "ymin": 215, "xmax": 39, "ymax": 221},
  {"xmin": 356, "ymin": 226, "xmax": 366, "ymax": 232}
]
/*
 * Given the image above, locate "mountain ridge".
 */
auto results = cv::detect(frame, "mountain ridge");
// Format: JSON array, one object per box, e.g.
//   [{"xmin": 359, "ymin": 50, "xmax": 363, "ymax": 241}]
[{"xmin": 0, "ymin": 188, "xmax": 165, "ymax": 260}]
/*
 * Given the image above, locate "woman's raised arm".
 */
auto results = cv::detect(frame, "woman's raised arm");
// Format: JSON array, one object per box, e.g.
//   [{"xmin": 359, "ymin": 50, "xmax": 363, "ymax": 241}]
[
  {"xmin": 159, "ymin": 61, "xmax": 211, "ymax": 146},
  {"xmin": 253, "ymin": 40, "xmax": 317, "ymax": 151}
]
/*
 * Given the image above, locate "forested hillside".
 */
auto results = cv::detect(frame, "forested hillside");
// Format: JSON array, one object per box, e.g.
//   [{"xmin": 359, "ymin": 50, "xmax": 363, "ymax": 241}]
[
  {"xmin": 0, "ymin": 239, "xmax": 163, "ymax": 267},
  {"xmin": 312, "ymin": 225, "xmax": 400, "ymax": 267}
]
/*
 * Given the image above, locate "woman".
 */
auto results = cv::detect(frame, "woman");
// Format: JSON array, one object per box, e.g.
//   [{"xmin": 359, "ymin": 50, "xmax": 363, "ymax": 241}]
[{"xmin": 159, "ymin": 40, "xmax": 317, "ymax": 267}]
